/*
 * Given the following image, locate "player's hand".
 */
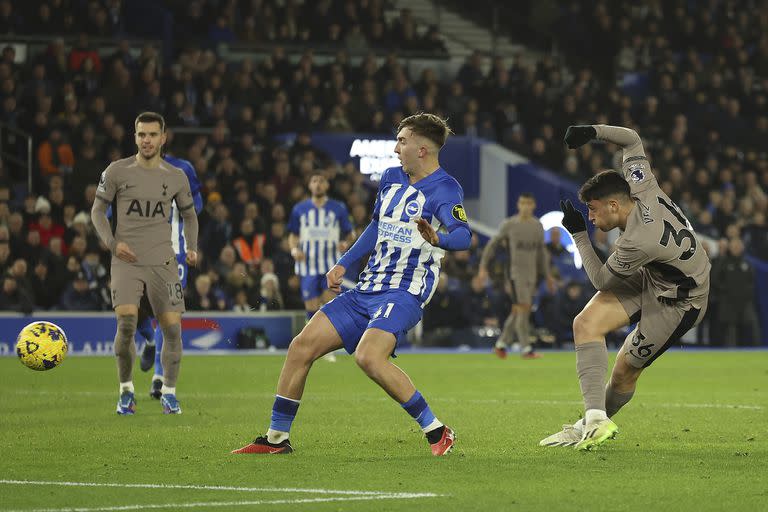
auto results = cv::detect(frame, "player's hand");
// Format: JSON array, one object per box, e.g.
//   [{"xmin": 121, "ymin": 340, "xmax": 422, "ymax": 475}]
[
  {"xmin": 559, "ymin": 200, "xmax": 587, "ymax": 234},
  {"xmin": 290, "ymin": 247, "xmax": 305, "ymax": 262},
  {"xmin": 186, "ymin": 250, "xmax": 198, "ymax": 267},
  {"xmin": 114, "ymin": 241, "xmax": 138, "ymax": 263},
  {"xmin": 564, "ymin": 125, "xmax": 597, "ymax": 149},
  {"xmin": 326, "ymin": 264, "xmax": 346, "ymax": 294},
  {"xmin": 416, "ymin": 218, "xmax": 439, "ymax": 246}
]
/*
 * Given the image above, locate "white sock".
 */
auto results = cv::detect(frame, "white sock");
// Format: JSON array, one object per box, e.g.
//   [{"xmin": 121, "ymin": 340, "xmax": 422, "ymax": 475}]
[
  {"xmin": 585, "ymin": 408, "xmax": 608, "ymax": 425},
  {"xmin": 422, "ymin": 418, "xmax": 444, "ymax": 434},
  {"xmin": 572, "ymin": 419, "xmax": 585, "ymax": 431},
  {"xmin": 161, "ymin": 385, "xmax": 176, "ymax": 396},
  {"xmin": 119, "ymin": 381, "xmax": 134, "ymax": 393},
  {"xmin": 267, "ymin": 428, "xmax": 289, "ymax": 444},
  {"xmin": 152, "ymin": 374, "xmax": 164, "ymax": 382},
  {"xmin": 495, "ymin": 340, "xmax": 507, "ymax": 350}
]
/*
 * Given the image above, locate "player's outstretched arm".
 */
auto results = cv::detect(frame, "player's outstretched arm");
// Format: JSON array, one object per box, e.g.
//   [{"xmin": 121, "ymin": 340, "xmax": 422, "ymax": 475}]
[
  {"xmin": 559, "ymin": 200, "xmax": 629, "ymax": 291},
  {"xmin": 565, "ymin": 124, "xmax": 646, "ymax": 160}
]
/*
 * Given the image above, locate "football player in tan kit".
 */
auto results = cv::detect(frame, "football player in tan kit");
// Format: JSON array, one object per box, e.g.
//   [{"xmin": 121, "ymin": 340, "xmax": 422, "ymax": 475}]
[
  {"xmin": 540, "ymin": 124, "xmax": 710, "ymax": 450},
  {"xmin": 91, "ymin": 112, "xmax": 199, "ymax": 415},
  {"xmin": 479, "ymin": 193, "xmax": 552, "ymax": 359}
]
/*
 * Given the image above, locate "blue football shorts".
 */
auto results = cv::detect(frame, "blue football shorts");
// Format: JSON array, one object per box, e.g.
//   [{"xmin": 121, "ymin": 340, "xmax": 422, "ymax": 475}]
[
  {"xmin": 300, "ymin": 275, "xmax": 328, "ymax": 301},
  {"xmin": 320, "ymin": 288, "xmax": 422, "ymax": 354}
]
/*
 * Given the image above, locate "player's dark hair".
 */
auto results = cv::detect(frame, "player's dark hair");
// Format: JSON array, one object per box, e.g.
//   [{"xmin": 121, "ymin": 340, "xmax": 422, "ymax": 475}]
[
  {"xmin": 579, "ymin": 170, "xmax": 631, "ymax": 203},
  {"xmin": 134, "ymin": 111, "xmax": 166, "ymax": 132},
  {"xmin": 519, "ymin": 192, "xmax": 535, "ymax": 200},
  {"xmin": 397, "ymin": 112, "xmax": 453, "ymax": 149}
]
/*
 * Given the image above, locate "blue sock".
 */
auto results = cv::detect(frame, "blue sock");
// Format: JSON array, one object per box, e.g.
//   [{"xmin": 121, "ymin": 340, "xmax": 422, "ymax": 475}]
[
  {"xmin": 306, "ymin": 311, "xmax": 316, "ymax": 321},
  {"xmin": 137, "ymin": 317, "xmax": 154, "ymax": 343},
  {"xmin": 269, "ymin": 395, "xmax": 300, "ymax": 433},
  {"xmin": 401, "ymin": 391, "xmax": 438, "ymax": 431},
  {"xmin": 153, "ymin": 325, "xmax": 164, "ymax": 377}
]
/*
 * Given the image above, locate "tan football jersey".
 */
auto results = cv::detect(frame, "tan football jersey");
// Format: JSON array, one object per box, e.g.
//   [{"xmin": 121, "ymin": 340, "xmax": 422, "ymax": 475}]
[
  {"xmin": 96, "ymin": 156, "xmax": 194, "ymax": 266},
  {"xmin": 481, "ymin": 215, "xmax": 549, "ymax": 281},
  {"xmin": 605, "ymin": 155, "xmax": 711, "ymax": 302}
]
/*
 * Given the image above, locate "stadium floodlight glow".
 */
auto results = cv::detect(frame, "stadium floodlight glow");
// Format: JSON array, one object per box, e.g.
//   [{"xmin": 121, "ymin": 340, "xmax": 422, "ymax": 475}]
[
  {"xmin": 349, "ymin": 139, "xmax": 399, "ymax": 181},
  {"xmin": 540, "ymin": 210, "xmax": 583, "ymax": 269}
]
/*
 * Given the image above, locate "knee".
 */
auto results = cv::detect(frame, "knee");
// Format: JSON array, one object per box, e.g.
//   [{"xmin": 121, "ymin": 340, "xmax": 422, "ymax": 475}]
[
  {"xmin": 287, "ymin": 332, "xmax": 318, "ymax": 363},
  {"xmin": 353, "ymin": 349, "xmax": 381, "ymax": 375},
  {"xmin": 116, "ymin": 314, "xmax": 137, "ymax": 340},
  {"xmin": 161, "ymin": 323, "xmax": 181, "ymax": 344},
  {"xmin": 573, "ymin": 311, "xmax": 600, "ymax": 340}
]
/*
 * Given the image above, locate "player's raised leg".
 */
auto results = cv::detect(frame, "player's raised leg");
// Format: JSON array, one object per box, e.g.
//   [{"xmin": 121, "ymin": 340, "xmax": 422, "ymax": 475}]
[
  {"xmin": 157, "ymin": 311, "xmax": 183, "ymax": 414},
  {"xmin": 114, "ymin": 304, "xmax": 139, "ymax": 415},
  {"xmin": 354, "ymin": 327, "xmax": 455, "ymax": 456},
  {"xmin": 231, "ymin": 311, "xmax": 344, "ymax": 454}
]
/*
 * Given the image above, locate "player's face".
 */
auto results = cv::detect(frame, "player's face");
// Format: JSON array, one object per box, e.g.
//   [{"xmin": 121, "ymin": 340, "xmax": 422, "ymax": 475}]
[
  {"xmin": 308, "ymin": 175, "xmax": 328, "ymax": 197},
  {"xmin": 394, "ymin": 128, "xmax": 423, "ymax": 173},
  {"xmin": 586, "ymin": 199, "xmax": 619, "ymax": 231},
  {"xmin": 517, "ymin": 197, "xmax": 536, "ymax": 216},
  {"xmin": 135, "ymin": 121, "xmax": 166, "ymax": 160}
]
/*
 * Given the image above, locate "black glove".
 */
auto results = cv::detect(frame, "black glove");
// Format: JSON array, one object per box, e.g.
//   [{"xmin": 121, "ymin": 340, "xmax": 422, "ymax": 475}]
[
  {"xmin": 559, "ymin": 200, "xmax": 587, "ymax": 234},
  {"xmin": 564, "ymin": 125, "xmax": 597, "ymax": 149}
]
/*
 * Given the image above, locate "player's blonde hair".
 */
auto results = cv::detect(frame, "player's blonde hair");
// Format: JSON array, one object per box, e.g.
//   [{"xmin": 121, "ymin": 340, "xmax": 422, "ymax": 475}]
[{"xmin": 397, "ymin": 112, "xmax": 453, "ymax": 149}]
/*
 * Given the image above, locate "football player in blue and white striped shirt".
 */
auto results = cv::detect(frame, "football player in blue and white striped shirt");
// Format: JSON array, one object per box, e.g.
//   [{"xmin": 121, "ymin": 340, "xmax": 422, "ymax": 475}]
[
  {"xmin": 233, "ymin": 113, "xmax": 471, "ymax": 456},
  {"xmin": 287, "ymin": 174, "xmax": 354, "ymax": 321}
]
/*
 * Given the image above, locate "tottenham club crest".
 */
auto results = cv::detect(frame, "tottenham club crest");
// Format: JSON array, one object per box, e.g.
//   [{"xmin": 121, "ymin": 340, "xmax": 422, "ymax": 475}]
[
  {"xmin": 628, "ymin": 162, "xmax": 646, "ymax": 183},
  {"xmin": 405, "ymin": 200, "xmax": 422, "ymax": 219},
  {"xmin": 97, "ymin": 171, "xmax": 106, "ymax": 193}
]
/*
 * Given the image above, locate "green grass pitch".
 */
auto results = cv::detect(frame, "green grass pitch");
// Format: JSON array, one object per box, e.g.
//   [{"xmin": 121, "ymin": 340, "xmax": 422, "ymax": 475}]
[{"xmin": 1, "ymin": 351, "xmax": 766, "ymax": 512}]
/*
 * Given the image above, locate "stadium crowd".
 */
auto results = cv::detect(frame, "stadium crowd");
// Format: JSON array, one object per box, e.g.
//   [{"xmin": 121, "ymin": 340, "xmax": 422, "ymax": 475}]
[{"xmin": 0, "ymin": 0, "xmax": 764, "ymax": 345}]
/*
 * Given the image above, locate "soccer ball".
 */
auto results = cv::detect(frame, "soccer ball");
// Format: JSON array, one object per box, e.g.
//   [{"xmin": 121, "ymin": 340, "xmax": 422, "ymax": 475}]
[{"xmin": 16, "ymin": 321, "xmax": 68, "ymax": 371}]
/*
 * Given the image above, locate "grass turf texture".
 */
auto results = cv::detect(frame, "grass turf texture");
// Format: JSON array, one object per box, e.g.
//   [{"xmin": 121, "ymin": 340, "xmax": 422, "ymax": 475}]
[{"xmin": 0, "ymin": 351, "xmax": 766, "ymax": 512}]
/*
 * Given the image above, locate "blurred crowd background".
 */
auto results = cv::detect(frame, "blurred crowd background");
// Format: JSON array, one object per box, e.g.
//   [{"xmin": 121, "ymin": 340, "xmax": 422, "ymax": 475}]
[{"xmin": 0, "ymin": 0, "xmax": 764, "ymax": 346}]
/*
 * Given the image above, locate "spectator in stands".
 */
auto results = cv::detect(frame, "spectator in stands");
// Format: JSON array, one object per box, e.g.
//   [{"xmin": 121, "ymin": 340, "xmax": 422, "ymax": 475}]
[
  {"xmin": 69, "ymin": 34, "xmax": 102, "ymax": 74},
  {"xmin": 256, "ymin": 272, "xmax": 283, "ymax": 311},
  {"xmin": 283, "ymin": 274, "xmax": 304, "ymax": 310},
  {"xmin": 0, "ymin": 236, "xmax": 10, "ymax": 275},
  {"xmin": 233, "ymin": 217, "xmax": 266, "ymax": 270},
  {"xmin": 58, "ymin": 271, "xmax": 103, "ymax": 311},
  {"xmin": 201, "ymin": 198, "xmax": 232, "ymax": 262},
  {"xmin": 422, "ymin": 273, "xmax": 466, "ymax": 346},
  {"xmin": 550, "ymin": 280, "xmax": 590, "ymax": 345},
  {"xmin": 212, "ymin": 245, "xmax": 237, "ymax": 282},
  {"xmin": 711, "ymin": 238, "xmax": 761, "ymax": 346},
  {"xmin": 28, "ymin": 209, "xmax": 64, "ymax": 249},
  {"xmin": 37, "ymin": 128, "xmax": 75, "ymax": 176},
  {"xmin": 0, "ymin": 274, "xmax": 33, "ymax": 313},
  {"xmin": 186, "ymin": 273, "xmax": 228, "ymax": 311},
  {"xmin": 29, "ymin": 257, "xmax": 58, "ymax": 309},
  {"xmin": 743, "ymin": 211, "xmax": 768, "ymax": 260},
  {"xmin": 464, "ymin": 275, "xmax": 500, "ymax": 328}
]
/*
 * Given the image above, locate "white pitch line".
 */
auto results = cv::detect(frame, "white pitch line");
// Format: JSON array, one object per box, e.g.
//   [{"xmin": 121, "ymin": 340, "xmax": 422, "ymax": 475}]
[
  {"xmin": 0, "ymin": 480, "xmax": 440, "ymax": 498},
  {"xmin": 5, "ymin": 390, "xmax": 764, "ymax": 410},
  {"xmin": 1, "ymin": 495, "xmax": 439, "ymax": 512}
]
